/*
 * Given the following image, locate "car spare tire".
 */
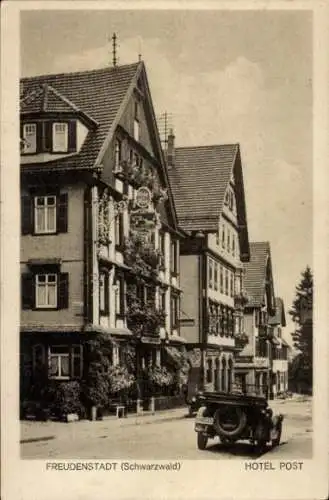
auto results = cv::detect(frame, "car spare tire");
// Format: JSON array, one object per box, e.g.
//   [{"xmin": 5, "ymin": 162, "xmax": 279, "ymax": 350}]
[{"xmin": 213, "ymin": 405, "xmax": 247, "ymax": 438}]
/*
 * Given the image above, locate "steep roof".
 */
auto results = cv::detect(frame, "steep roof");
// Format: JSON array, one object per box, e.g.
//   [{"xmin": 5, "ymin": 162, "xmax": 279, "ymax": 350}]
[
  {"xmin": 168, "ymin": 143, "xmax": 250, "ymax": 259},
  {"xmin": 20, "ymin": 63, "xmax": 140, "ymax": 171},
  {"xmin": 244, "ymin": 242, "xmax": 272, "ymax": 308},
  {"xmin": 168, "ymin": 144, "xmax": 238, "ymax": 230},
  {"xmin": 269, "ymin": 297, "xmax": 287, "ymax": 326}
]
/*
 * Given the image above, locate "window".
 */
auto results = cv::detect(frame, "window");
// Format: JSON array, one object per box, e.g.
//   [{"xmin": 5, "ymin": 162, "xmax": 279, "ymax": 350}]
[
  {"xmin": 49, "ymin": 345, "xmax": 82, "ymax": 380},
  {"xmin": 36, "ymin": 273, "xmax": 57, "ymax": 308},
  {"xmin": 159, "ymin": 232, "xmax": 166, "ymax": 268},
  {"xmin": 99, "ymin": 272, "xmax": 109, "ymax": 315},
  {"xmin": 221, "ymin": 224, "xmax": 226, "ymax": 249},
  {"xmin": 159, "ymin": 289, "xmax": 166, "ymax": 314},
  {"xmin": 22, "ymin": 123, "xmax": 37, "ymax": 154},
  {"xmin": 214, "ymin": 262, "xmax": 218, "ymax": 291},
  {"xmin": 232, "ymin": 234, "xmax": 236, "ymax": 257},
  {"xmin": 53, "ymin": 122, "xmax": 68, "ymax": 152},
  {"xmin": 227, "ymin": 229, "xmax": 231, "ymax": 253},
  {"xmin": 208, "ymin": 258, "xmax": 213, "ymax": 289},
  {"xmin": 206, "ymin": 359, "xmax": 213, "ymax": 384},
  {"xmin": 220, "ymin": 265, "xmax": 224, "ymax": 294},
  {"xmin": 115, "ymin": 277, "xmax": 125, "ymax": 316},
  {"xmin": 170, "ymin": 294, "xmax": 179, "ymax": 330},
  {"xmin": 225, "ymin": 269, "xmax": 229, "ymax": 295},
  {"xmin": 34, "ymin": 195, "xmax": 56, "ymax": 234},
  {"xmin": 22, "ymin": 271, "xmax": 68, "ymax": 310},
  {"xmin": 114, "ymin": 140, "xmax": 122, "ymax": 170},
  {"xmin": 115, "ymin": 213, "xmax": 123, "ymax": 248},
  {"xmin": 22, "ymin": 192, "xmax": 68, "ymax": 236},
  {"xmin": 230, "ymin": 272, "xmax": 234, "ymax": 297},
  {"xmin": 170, "ymin": 239, "xmax": 179, "ymax": 275},
  {"xmin": 134, "ymin": 102, "xmax": 140, "ymax": 141}
]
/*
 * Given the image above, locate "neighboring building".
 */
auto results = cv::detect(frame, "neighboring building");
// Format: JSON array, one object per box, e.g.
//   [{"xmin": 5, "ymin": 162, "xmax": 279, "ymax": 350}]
[
  {"xmin": 234, "ymin": 242, "xmax": 276, "ymax": 398},
  {"xmin": 20, "ymin": 61, "xmax": 185, "ymax": 404},
  {"xmin": 167, "ymin": 140, "xmax": 251, "ymax": 394},
  {"xmin": 269, "ymin": 298, "xmax": 289, "ymax": 396}
]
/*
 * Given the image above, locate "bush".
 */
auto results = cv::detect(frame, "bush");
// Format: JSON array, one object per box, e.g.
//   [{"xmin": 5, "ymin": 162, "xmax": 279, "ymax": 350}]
[{"xmin": 49, "ymin": 381, "xmax": 83, "ymax": 419}]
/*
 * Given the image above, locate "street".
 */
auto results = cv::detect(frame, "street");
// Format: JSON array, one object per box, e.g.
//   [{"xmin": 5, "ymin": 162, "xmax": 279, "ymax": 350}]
[{"xmin": 21, "ymin": 397, "xmax": 312, "ymax": 461}]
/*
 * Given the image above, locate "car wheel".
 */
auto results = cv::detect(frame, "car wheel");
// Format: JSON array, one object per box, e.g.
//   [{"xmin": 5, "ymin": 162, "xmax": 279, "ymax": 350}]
[
  {"xmin": 213, "ymin": 406, "xmax": 247, "ymax": 438},
  {"xmin": 197, "ymin": 432, "xmax": 208, "ymax": 450}
]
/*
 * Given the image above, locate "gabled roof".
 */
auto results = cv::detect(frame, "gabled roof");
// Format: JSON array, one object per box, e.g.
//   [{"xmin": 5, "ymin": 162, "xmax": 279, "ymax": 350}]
[
  {"xmin": 168, "ymin": 144, "xmax": 237, "ymax": 229},
  {"xmin": 20, "ymin": 62, "xmax": 180, "ymax": 231},
  {"xmin": 269, "ymin": 297, "xmax": 286, "ymax": 326},
  {"xmin": 244, "ymin": 242, "xmax": 274, "ymax": 308},
  {"xmin": 168, "ymin": 143, "xmax": 250, "ymax": 259},
  {"xmin": 20, "ymin": 63, "xmax": 140, "ymax": 171}
]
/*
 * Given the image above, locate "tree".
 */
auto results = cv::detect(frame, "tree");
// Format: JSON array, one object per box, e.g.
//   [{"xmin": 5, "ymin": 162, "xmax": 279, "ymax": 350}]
[{"xmin": 289, "ymin": 266, "xmax": 313, "ymax": 391}]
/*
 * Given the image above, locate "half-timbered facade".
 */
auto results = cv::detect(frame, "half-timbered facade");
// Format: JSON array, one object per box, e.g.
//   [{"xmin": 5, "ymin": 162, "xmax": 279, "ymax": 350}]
[
  {"xmin": 234, "ymin": 242, "xmax": 277, "ymax": 398},
  {"xmin": 168, "ymin": 141, "xmax": 251, "ymax": 394},
  {"xmin": 20, "ymin": 62, "xmax": 185, "ymax": 407}
]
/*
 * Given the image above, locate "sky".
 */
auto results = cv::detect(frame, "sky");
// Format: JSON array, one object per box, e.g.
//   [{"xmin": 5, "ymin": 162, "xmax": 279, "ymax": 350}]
[{"xmin": 20, "ymin": 9, "xmax": 313, "ymax": 344}]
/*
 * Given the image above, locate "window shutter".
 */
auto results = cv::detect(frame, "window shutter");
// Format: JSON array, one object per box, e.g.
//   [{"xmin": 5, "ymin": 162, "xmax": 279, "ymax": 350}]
[
  {"xmin": 104, "ymin": 273, "xmax": 110, "ymax": 315},
  {"xmin": 36, "ymin": 122, "xmax": 43, "ymax": 153},
  {"xmin": 68, "ymin": 121, "xmax": 77, "ymax": 153},
  {"xmin": 21, "ymin": 273, "xmax": 34, "ymax": 309},
  {"xmin": 57, "ymin": 192, "xmax": 68, "ymax": 233},
  {"xmin": 21, "ymin": 195, "xmax": 33, "ymax": 235},
  {"xmin": 58, "ymin": 273, "xmax": 69, "ymax": 309},
  {"xmin": 44, "ymin": 121, "xmax": 53, "ymax": 152}
]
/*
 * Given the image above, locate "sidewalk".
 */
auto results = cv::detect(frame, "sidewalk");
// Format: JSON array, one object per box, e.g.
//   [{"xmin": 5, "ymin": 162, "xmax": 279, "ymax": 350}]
[{"xmin": 21, "ymin": 406, "xmax": 188, "ymax": 444}]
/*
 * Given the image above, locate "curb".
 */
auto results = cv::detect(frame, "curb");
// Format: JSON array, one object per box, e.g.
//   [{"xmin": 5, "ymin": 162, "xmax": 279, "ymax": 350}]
[
  {"xmin": 21, "ymin": 410, "xmax": 189, "ymax": 444},
  {"xmin": 20, "ymin": 436, "xmax": 55, "ymax": 444}
]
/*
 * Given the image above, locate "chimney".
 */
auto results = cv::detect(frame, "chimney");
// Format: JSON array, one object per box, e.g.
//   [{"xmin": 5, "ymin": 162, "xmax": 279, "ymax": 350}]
[{"xmin": 167, "ymin": 128, "xmax": 175, "ymax": 168}]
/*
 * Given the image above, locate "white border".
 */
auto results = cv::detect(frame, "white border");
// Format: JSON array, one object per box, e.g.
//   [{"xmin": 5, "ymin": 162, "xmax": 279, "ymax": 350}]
[{"xmin": 1, "ymin": 2, "xmax": 328, "ymax": 499}]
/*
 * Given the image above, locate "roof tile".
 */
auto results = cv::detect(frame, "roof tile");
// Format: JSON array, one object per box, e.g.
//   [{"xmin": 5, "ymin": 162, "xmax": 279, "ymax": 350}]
[
  {"xmin": 167, "ymin": 144, "xmax": 238, "ymax": 231},
  {"xmin": 20, "ymin": 63, "xmax": 140, "ymax": 171},
  {"xmin": 244, "ymin": 242, "xmax": 270, "ymax": 307}
]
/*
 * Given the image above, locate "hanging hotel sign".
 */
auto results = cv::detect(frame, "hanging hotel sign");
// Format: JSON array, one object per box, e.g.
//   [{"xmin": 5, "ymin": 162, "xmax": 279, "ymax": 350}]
[{"xmin": 135, "ymin": 186, "xmax": 152, "ymax": 209}]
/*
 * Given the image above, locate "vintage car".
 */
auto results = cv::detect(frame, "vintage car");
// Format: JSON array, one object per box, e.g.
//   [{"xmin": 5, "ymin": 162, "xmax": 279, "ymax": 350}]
[{"xmin": 194, "ymin": 391, "xmax": 283, "ymax": 452}]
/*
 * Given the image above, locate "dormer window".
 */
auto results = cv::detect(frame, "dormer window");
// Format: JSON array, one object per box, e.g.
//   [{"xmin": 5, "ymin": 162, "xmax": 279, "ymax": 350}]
[
  {"xmin": 22, "ymin": 123, "xmax": 37, "ymax": 153},
  {"xmin": 53, "ymin": 122, "xmax": 68, "ymax": 152}
]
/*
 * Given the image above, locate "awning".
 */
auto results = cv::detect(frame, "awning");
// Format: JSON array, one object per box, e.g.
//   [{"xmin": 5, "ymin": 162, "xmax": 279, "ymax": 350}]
[
  {"xmin": 271, "ymin": 336, "xmax": 280, "ymax": 345},
  {"xmin": 281, "ymin": 338, "xmax": 290, "ymax": 348}
]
